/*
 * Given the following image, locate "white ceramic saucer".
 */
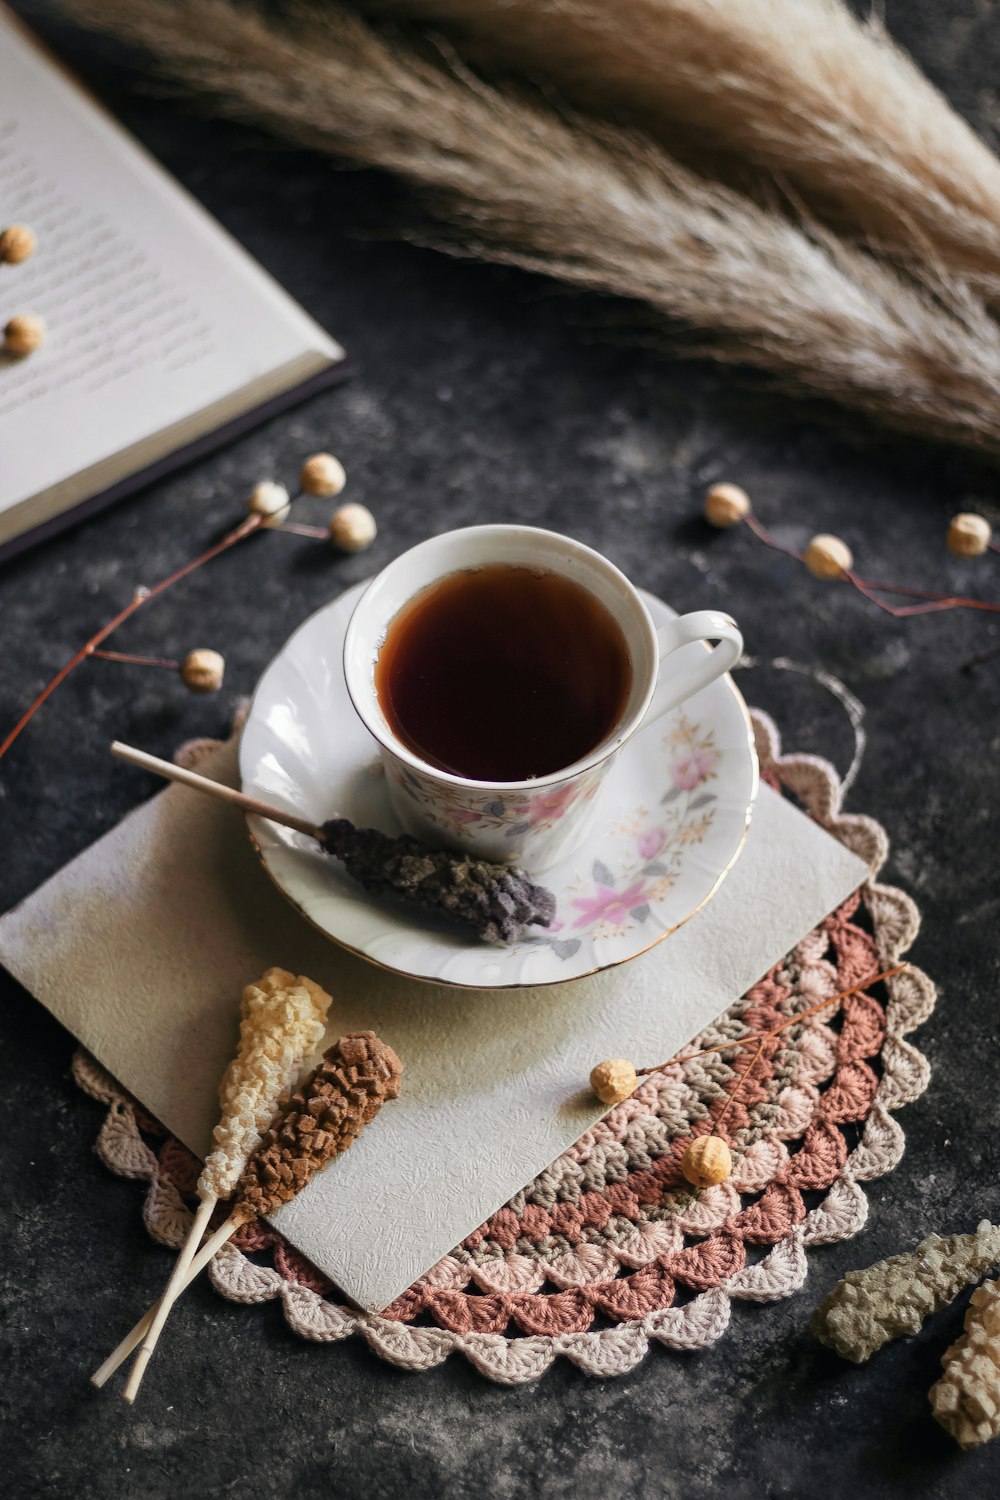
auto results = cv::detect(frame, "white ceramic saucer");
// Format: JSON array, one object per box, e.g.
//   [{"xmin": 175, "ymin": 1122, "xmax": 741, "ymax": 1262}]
[{"xmin": 239, "ymin": 581, "xmax": 758, "ymax": 989}]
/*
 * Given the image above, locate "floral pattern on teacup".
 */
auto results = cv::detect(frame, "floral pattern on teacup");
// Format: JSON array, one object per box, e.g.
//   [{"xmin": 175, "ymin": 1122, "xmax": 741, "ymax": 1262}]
[
  {"xmin": 384, "ymin": 757, "xmax": 602, "ymax": 843},
  {"xmin": 526, "ymin": 714, "xmax": 721, "ymax": 957},
  {"xmin": 671, "ymin": 745, "xmax": 720, "ymax": 791},
  {"xmin": 384, "ymin": 712, "xmax": 722, "ymax": 954}
]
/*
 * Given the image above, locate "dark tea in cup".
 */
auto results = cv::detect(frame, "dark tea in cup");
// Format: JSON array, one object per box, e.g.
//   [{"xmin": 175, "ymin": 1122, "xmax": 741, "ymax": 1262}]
[{"xmin": 374, "ymin": 564, "xmax": 632, "ymax": 782}]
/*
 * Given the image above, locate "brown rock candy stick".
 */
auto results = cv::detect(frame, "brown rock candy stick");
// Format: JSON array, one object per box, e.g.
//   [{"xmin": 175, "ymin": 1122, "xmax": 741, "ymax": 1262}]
[
  {"xmin": 103, "ymin": 1031, "xmax": 402, "ymax": 1404},
  {"xmin": 97, "ymin": 969, "xmax": 332, "ymax": 1395}
]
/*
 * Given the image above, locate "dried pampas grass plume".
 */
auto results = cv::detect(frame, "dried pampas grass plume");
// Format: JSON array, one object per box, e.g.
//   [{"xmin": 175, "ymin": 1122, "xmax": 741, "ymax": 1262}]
[
  {"xmin": 56, "ymin": 0, "xmax": 1000, "ymax": 458},
  {"xmin": 365, "ymin": 0, "xmax": 1000, "ymax": 296}
]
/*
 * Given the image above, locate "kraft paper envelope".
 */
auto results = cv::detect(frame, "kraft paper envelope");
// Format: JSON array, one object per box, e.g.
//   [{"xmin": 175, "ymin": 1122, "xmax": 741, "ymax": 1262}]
[{"xmin": 0, "ymin": 737, "xmax": 866, "ymax": 1312}]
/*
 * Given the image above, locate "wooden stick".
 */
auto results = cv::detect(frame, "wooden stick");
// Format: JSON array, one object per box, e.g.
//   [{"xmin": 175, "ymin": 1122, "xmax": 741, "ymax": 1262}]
[
  {"xmin": 91, "ymin": 1210, "xmax": 244, "ymax": 1395},
  {"xmin": 111, "ymin": 741, "xmax": 320, "ymax": 840},
  {"xmin": 120, "ymin": 1193, "xmax": 216, "ymax": 1403}
]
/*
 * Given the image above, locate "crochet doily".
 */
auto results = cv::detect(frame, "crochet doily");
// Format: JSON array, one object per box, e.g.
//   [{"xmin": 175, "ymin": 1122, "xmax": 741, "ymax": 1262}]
[{"xmin": 74, "ymin": 709, "xmax": 935, "ymax": 1384}]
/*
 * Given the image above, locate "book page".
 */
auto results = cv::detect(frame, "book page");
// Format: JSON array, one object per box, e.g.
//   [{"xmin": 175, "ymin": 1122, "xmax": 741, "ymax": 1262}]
[{"xmin": 0, "ymin": 14, "xmax": 343, "ymax": 542}]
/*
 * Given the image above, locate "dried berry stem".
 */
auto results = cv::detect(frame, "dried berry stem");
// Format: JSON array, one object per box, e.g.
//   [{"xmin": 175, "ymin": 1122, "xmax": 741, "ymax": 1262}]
[
  {"xmin": 713, "ymin": 1037, "xmax": 766, "ymax": 1136},
  {"xmin": 276, "ymin": 521, "xmax": 329, "ymax": 539},
  {"xmin": 90, "ymin": 649, "xmax": 181, "ymax": 669},
  {"xmin": 636, "ymin": 963, "xmax": 906, "ymax": 1153},
  {"xmin": 743, "ymin": 512, "xmax": 1000, "ymax": 618},
  {"xmin": 848, "ymin": 571, "xmax": 1000, "ymax": 618},
  {"xmin": 743, "ymin": 512, "xmax": 804, "ymax": 561},
  {"xmin": 0, "ymin": 513, "xmax": 261, "ymax": 762},
  {"xmin": 636, "ymin": 963, "xmax": 907, "ymax": 1076}
]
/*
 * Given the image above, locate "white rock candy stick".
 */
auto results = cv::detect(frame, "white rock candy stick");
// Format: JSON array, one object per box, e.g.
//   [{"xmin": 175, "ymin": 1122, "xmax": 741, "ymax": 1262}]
[{"xmin": 92, "ymin": 967, "xmax": 331, "ymax": 1392}]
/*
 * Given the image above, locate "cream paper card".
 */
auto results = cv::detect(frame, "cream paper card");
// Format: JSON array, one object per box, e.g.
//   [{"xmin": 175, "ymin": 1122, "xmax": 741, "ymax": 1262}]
[{"xmin": 0, "ymin": 738, "xmax": 866, "ymax": 1312}]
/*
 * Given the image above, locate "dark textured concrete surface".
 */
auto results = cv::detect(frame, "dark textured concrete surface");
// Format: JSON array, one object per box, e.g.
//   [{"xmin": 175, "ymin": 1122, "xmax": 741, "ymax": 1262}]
[{"xmin": 2, "ymin": 4, "xmax": 1000, "ymax": 1497}]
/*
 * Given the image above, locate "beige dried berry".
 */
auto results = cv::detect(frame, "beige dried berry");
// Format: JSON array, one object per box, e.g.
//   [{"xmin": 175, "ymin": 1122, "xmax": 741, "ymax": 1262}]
[
  {"xmin": 681, "ymin": 1134, "xmax": 732, "ymax": 1188},
  {"xmin": 247, "ymin": 480, "xmax": 290, "ymax": 527},
  {"xmin": 589, "ymin": 1058, "xmax": 638, "ymax": 1106},
  {"xmin": 329, "ymin": 502, "xmax": 377, "ymax": 553},
  {"xmin": 4, "ymin": 313, "xmax": 45, "ymax": 357},
  {"xmin": 0, "ymin": 224, "xmax": 37, "ymax": 265},
  {"xmin": 181, "ymin": 648, "xmax": 225, "ymax": 694},
  {"xmin": 704, "ymin": 482, "xmax": 751, "ymax": 528},
  {"xmin": 947, "ymin": 512, "xmax": 992, "ymax": 558},
  {"xmin": 300, "ymin": 452, "xmax": 346, "ymax": 497},
  {"xmin": 804, "ymin": 533, "xmax": 853, "ymax": 580}
]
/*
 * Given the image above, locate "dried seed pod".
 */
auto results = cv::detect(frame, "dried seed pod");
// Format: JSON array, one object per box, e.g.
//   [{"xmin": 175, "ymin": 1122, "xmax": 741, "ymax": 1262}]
[
  {"xmin": 805, "ymin": 533, "xmax": 853, "ymax": 579},
  {"xmin": 4, "ymin": 313, "xmax": 45, "ymax": 357},
  {"xmin": 329, "ymin": 502, "xmax": 376, "ymax": 552},
  {"xmin": 181, "ymin": 648, "xmax": 225, "ymax": 694},
  {"xmin": 590, "ymin": 1058, "xmax": 638, "ymax": 1106},
  {"xmin": 681, "ymin": 1134, "xmax": 732, "ymax": 1188},
  {"xmin": 236, "ymin": 1029, "xmax": 402, "ymax": 1220},
  {"xmin": 930, "ymin": 1277, "xmax": 1000, "ymax": 1449},
  {"xmin": 812, "ymin": 1221, "xmax": 1000, "ymax": 1364},
  {"xmin": 247, "ymin": 480, "xmax": 290, "ymax": 527},
  {"xmin": 0, "ymin": 224, "xmax": 36, "ymax": 264},
  {"xmin": 300, "ymin": 452, "xmax": 346, "ymax": 497},
  {"xmin": 947, "ymin": 512, "xmax": 992, "ymax": 558},
  {"xmin": 704, "ymin": 482, "xmax": 750, "ymax": 528},
  {"xmin": 199, "ymin": 968, "xmax": 332, "ymax": 1201}
]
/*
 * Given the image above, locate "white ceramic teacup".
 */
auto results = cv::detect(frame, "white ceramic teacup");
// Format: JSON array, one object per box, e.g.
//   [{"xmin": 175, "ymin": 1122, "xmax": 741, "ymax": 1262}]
[{"xmin": 343, "ymin": 525, "xmax": 742, "ymax": 869}]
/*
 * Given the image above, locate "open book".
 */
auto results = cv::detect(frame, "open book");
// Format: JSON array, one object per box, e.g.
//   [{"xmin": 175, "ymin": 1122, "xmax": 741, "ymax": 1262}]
[{"xmin": 0, "ymin": 11, "xmax": 345, "ymax": 559}]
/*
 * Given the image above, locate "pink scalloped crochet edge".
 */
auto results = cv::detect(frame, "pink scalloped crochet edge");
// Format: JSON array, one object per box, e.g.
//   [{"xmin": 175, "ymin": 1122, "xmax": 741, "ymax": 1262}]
[{"xmin": 73, "ymin": 708, "xmax": 934, "ymax": 1384}]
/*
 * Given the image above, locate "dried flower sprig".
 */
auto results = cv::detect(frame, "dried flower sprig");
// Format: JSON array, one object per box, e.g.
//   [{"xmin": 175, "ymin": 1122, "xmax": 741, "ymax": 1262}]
[
  {"xmin": 359, "ymin": 0, "xmax": 1000, "ymax": 296},
  {"xmin": 105, "ymin": 968, "xmax": 333, "ymax": 1396},
  {"xmin": 87, "ymin": 646, "xmax": 227, "ymax": 693},
  {"xmin": 274, "ymin": 502, "xmax": 377, "ymax": 551},
  {"xmin": 704, "ymin": 483, "xmax": 1000, "ymax": 622},
  {"xmin": 98, "ymin": 1029, "xmax": 402, "ymax": 1403},
  {"xmin": 0, "ymin": 452, "xmax": 349, "ymax": 763},
  {"xmin": 54, "ymin": 0, "xmax": 1000, "ymax": 462},
  {"xmin": 813, "ymin": 1221, "xmax": 1000, "ymax": 1365},
  {"xmin": 111, "ymin": 741, "xmax": 558, "ymax": 942},
  {"xmin": 589, "ymin": 963, "xmax": 906, "ymax": 1188},
  {"xmin": 0, "ymin": 514, "xmax": 257, "ymax": 762}
]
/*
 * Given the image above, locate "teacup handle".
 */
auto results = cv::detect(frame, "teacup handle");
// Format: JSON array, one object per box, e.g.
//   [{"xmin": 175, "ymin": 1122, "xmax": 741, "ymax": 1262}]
[{"xmin": 646, "ymin": 611, "xmax": 743, "ymax": 724}]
